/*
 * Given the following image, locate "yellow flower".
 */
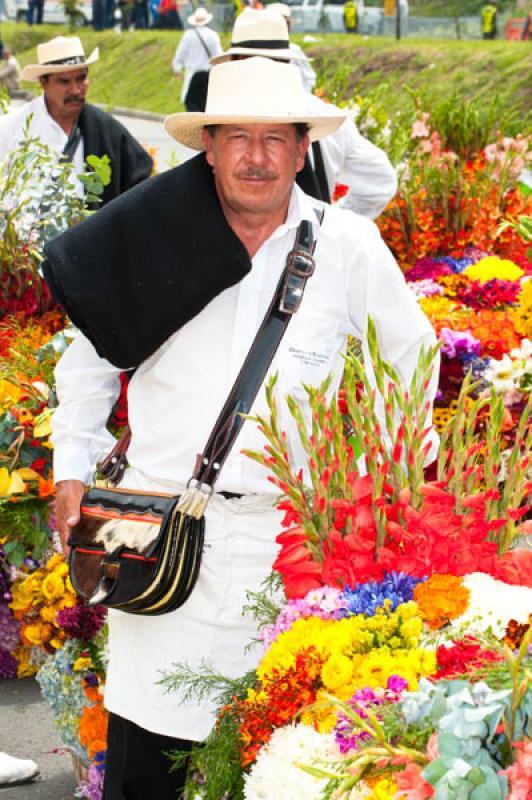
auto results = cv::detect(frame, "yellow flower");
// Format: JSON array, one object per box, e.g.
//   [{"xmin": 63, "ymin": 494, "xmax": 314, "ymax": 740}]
[
  {"xmin": 33, "ymin": 409, "xmax": 53, "ymax": 438},
  {"xmin": 46, "ymin": 554, "xmax": 66, "ymax": 571},
  {"xmin": 73, "ymin": 656, "xmax": 93, "ymax": 671},
  {"xmin": 23, "ymin": 621, "xmax": 53, "ymax": 646},
  {"xmin": 365, "ymin": 776, "xmax": 398, "ymax": 799},
  {"xmin": 0, "ymin": 379, "xmax": 24, "ymax": 405},
  {"xmin": 13, "ymin": 646, "xmax": 38, "ymax": 678},
  {"xmin": 0, "ymin": 468, "xmax": 27, "ymax": 496},
  {"xmin": 463, "ymin": 256, "xmax": 524, "ymax": 283},
  {"xmin": 321, "ymin": 654, "xmax": 353, "ymax": 691},
  {"xmin": 40, "ymin": 605, "xmax": 59, "ymax": 623},
  {"xmin": 41, "ymin": 572, "xmax": 65, "ymax": 602}
]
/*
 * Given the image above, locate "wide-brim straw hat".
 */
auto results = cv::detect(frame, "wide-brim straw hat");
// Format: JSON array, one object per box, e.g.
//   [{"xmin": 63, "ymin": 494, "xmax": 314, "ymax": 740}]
[
  {"xmin": 164, "ymin": 56, "xmax": 345, "ymax": 151},
  {"xmin": 21, "ymin": 36, "xmax": 98, "ymax": 82},
  {"xmin": 188, "ymin": 7, "xmax": 213, "ymax": 26},
  {"xmin": 210, "ymin": 8, "xmax": 308, "ymax": 65}
]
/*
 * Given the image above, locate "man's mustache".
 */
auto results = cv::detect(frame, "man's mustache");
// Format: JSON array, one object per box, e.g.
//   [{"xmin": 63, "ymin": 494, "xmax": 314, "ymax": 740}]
[
  {"xmin": 65, "ymin": 96, "xmax": 85, "ymax": 104},
  {"xmin": 237, "ymin": 168, "xmax": 276, "ymax": 180}
]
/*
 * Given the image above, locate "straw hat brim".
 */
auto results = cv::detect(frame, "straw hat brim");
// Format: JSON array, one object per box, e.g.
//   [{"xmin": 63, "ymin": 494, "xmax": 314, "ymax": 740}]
[
  {"xmin": 164, "ymin": 111, "xmax": 345, "ymax": 151},
  {"xmin": 188, "ymin": 12, "xmax": 213, "ymax": 25},
  {"xmin": 210, "ymin": 46, "xmax": 311, "ymax": 65},
  {"xmin": 20, "ymin": 48, "xmax": 99, "ymax": 82}
]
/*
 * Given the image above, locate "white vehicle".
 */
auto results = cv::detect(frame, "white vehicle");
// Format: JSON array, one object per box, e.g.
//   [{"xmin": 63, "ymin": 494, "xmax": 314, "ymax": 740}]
[
  {"xmin": 5, "ymin": 0, "xmax": 93, "ymax": 25},
  {"xmin": 285, "ymin": 0, "xmax": 385, "ymax": 35}
]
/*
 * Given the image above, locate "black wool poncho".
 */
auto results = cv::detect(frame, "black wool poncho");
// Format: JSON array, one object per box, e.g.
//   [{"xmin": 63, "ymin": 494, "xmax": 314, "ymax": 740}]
[{"xmin": 43, "ymin": 154, "xmax": 252, "ymax": 370}]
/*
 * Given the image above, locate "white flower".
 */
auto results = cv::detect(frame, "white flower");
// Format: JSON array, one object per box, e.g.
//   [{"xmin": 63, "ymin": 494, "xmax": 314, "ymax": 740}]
[
  {"xmin": 483, "ymin": 354, "xmax": 526, "ymax": 393},
  {"xmin": 452, "ymin": 573, "xmax": 532, "ymax": 638},
  {"xmin": 244, "ymin": 724, "xmax": 341, "ymax": 800}
]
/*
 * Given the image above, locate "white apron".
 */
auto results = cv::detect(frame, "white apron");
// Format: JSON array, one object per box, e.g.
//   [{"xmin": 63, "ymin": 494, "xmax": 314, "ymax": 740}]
[{"xmin": 104, "ymin": 467, "xmax": 282, "ymax": 741}]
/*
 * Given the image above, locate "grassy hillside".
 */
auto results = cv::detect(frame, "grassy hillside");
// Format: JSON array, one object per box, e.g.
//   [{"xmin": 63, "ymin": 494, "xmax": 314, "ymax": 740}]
[{"xmin": 2, "ymin": 23, "xmax": 531, "ymax": 121}]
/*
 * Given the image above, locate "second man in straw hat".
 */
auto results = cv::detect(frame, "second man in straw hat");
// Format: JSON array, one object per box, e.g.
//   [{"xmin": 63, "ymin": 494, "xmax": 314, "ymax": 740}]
[
  {"xmin": 0, "ymin": 36, "xmax": 153, "ymax": 205},
  {"xmin": 171, "ymin": 7, "xmax": 222, "ymax": 110}
]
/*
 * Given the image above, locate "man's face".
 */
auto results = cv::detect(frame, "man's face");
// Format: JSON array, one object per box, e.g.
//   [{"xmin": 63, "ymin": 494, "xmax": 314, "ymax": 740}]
[
  {"xmin": 40, "ymin": 68, "xmax": 89, "ymax": 118},
  {"xmin": 202, "ymin": 123, "xmax": 308, "ymax": 217}
]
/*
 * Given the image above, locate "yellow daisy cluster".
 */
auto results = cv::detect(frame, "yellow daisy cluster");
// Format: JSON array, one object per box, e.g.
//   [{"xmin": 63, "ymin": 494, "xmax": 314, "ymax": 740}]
[
  {"xmin": 257, "ymin": 603, "xmax": 436, "ymax": 732},
  {"xmin": 462, "ymin": 256, "xmax": 524, "ymax": 284},
  {"xmin": 10, "ymin": 553, "xmax": 76, "ymax": 652}
]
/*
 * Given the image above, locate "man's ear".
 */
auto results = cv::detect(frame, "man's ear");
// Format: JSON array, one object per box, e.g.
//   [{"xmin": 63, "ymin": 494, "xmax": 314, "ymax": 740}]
[{"xmin": 202, "ymin": 128, "xmax": 215, "ymax": 167}]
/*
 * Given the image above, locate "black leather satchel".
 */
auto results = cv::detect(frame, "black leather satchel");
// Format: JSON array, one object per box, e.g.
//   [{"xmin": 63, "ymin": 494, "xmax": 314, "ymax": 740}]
[{"xmin": 68, "ymin": 214, "xmax": 322, "ymax": 615}]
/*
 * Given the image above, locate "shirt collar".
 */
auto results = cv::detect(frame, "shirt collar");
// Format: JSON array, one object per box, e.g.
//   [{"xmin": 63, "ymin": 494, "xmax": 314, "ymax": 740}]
[
  {"xmin": 36, "ymin": 93, "xmax": 67, "ymax": 136},
  {"xmin": 268, "ymin": 182, "xmax": 325, "ymax": 244}
]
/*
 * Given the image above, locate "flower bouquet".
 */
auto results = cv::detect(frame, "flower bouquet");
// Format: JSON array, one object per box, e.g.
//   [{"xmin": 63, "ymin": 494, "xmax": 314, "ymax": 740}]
[{"xmin": 162, "ymin": 320, "xmax": 532, "ymax": 800}]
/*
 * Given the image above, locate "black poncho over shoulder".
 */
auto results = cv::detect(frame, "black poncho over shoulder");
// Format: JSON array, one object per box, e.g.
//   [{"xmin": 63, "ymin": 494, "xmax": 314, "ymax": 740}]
[{"xmin": 42, "ymin": 154, "xmax": 251, "ymax": 369}]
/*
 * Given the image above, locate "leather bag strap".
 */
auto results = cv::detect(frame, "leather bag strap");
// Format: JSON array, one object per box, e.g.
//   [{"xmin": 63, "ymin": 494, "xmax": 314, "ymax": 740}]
[
  {"xmin": 311, "ymin": 141, "xmax": 331, "ymax": 204},
  {"xmin": 100, "ymin": 212, "xmax": 323, "ymax": 486}
]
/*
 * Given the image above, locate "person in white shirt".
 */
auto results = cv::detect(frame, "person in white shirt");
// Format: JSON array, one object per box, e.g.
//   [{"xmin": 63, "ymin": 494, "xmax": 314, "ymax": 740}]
[
  {"xmin": 212, "ymin": 7, "xmax": 397, "ymax": 217},
  {"xmin": 268, "ymin": 2, "xmax": 317, "ymax": 92},
  {"xmin": 171, "ymin": 7, "xmax": 222, "ymax": 109},
  {"xmin": 0, "ymin": 36, "xmax": 152, "ymax": 204},
  {"xmin": 0, "ymin": 42, "xmax": 21, "ymax": 94},
  {"xmin": 49, "ymin": 57, "xmax": 438, "ymax": 799}
]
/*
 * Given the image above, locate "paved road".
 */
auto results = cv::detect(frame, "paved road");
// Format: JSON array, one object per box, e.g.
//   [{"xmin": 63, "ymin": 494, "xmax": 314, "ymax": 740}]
[{"xmin": 0, "ymin": 678, "xmax": 77, "ymax": 799}]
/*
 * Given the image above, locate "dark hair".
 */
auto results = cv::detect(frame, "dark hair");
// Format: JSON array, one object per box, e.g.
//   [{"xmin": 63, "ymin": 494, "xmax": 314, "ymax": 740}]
[{"xmin": 204, "ymin": 122, "xmax": 310, "ymax": 141}]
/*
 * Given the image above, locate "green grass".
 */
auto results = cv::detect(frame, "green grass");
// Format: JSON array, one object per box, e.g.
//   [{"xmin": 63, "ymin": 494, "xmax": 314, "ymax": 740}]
[{"xmin": 2, "ymin": 22, "xmax": 531, "ymax": 119}]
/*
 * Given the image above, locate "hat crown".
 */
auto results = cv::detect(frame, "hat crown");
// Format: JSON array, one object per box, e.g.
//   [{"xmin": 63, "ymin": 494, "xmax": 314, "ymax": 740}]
[
  {"xmin": 268, "ymin": 3, "xmax": 291, "ymax": 20},
  {"xmin": 205, "ymin": 56, "xmax": 304, "ymax": 117},
  {"xmin": 231, "ymin": 8, "xmax": 289, "ymax": 45},
  {"xmin": 37, "ymin": 36, "xmax": 85, "ymax": 66}
]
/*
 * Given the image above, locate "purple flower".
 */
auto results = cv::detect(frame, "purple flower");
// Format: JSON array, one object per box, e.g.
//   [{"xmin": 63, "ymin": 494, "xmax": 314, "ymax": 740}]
[
  {"xmin": 439, "ymin": 328, "xmax": 481, "ymax": 359},
  {"xmin": 0, "ymin": 648, "xmax": 18, "ymax": 679},
  {"xmin": 406, "ymin": 257, "xmax": 453, "ymax": 282},
  {"xmin": 335, "ymin": 677, "xmax": 407, "ymax": 753},
  {"xmin": 341, "ymin": 572, "xmax": 425, "ymax": 617},
  {"xmin": 435, "ymin": 255, "xmax": 475, "ymax": 274},
  {"xmin": 76, "ymin": 762, "xmax": 105, "ymax": 800},
  {"xmin": 0, "ymin": 604, "xmax": 21, "ymax": 652},
  {"xmin": 57, "ymin": 602, "xmax": 106, "ymax": 642}
]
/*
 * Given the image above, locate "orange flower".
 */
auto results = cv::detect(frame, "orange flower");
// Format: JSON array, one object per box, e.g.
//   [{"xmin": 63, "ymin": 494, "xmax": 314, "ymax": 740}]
[
  {"xmin": 414, "ymin": 574, "xmax": 470, "ymax": 629},
  {"xmin": 78, "ymin": 696, "xmax": 108, "ymax": 759}
]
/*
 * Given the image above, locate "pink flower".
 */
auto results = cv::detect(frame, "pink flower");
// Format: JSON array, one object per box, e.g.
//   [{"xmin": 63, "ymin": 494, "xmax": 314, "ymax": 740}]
[
  {"xmin": 395, "ymin": 763, "xmax": 435, "ymax": 799},
  {"xmin": 500, "ymin": 741, "xmax": 532, "ymax": 800},
  {"xmin": 412, "ymin": 116, "xmax": 430, "ymax": 139}
]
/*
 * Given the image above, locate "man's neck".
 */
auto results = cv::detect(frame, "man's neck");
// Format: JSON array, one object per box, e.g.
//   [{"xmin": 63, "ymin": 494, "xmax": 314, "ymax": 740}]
[
  {"xmin": 43, "ymin": 96, "xmax": 80, "ymax": 135},
  {"xmin": 218, "ymin": 199, "xmax": 290, "ymax": 260}
]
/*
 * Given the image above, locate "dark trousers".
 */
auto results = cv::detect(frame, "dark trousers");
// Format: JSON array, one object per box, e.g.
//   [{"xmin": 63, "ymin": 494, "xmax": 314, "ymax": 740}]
[
  {"xmin": 103, "ymin": 712, "xmax": 193, "ymax": 799},
  {"xmin": 26, "ymin": 0, "xmax": 43, "ymax": 23}
]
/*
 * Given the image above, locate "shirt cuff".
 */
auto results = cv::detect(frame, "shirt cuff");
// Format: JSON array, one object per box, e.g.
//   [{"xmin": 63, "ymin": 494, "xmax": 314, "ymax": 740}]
[{"xmin": 53, "ymin": 440, "xmax": 96, "ymax": 486}]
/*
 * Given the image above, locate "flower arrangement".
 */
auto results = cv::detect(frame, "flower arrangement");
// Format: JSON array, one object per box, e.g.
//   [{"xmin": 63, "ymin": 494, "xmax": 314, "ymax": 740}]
[
  {"xmin": 0, "ymin": 129, "xmax": 110, "ymax": 319},
  {"xmin": 9, "ymin": 553, "xmax": 77, "ymax": 653},
  {"xmin": 37, "ymin": 618, "xmax": 108, "ymax": 800},
  {"xmin": 377, "ymin": 98, "xmax": 531, "ymax": 270},
  {"xmin": 159, "ymin": 328, "xmax": 532, "ymax": 800}
]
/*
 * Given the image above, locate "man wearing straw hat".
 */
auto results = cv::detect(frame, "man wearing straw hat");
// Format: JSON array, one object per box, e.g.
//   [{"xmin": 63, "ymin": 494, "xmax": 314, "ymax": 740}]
[
  {"xmin": 0, "ymin": 36, "xmax": 153, "ymax": 205},
  {"xmin": 212, "ymin": 7, "xmax": 397, "ymax": 216},
  {"xmin": 46, "ymin": 57, "xmax": 438, "ymax": 798},
  {"xmin": 171, "ymin": 7, "xmax": 222, "ymax": 110}
]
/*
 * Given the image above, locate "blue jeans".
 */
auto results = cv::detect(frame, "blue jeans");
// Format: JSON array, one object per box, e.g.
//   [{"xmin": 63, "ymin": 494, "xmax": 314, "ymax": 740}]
[{"xmin": 27, "ymin": 0, "xmax": 44, "ymax": 24}]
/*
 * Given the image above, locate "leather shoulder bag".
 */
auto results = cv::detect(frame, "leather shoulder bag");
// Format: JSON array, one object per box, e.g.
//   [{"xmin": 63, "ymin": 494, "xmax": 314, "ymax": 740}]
[{"xmin": 68, "ymin": 213, "xmax": 323, "ymax": 615}]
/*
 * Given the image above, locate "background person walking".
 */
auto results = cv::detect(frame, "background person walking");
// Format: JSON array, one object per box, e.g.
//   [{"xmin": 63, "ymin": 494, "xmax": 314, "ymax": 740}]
[
  {"xmin": 481, "ymin": 2, "xmax": 498, "ymax": 39},
  {"xmin": 171, "ymin": 7, "xmax": 222, "ymax": 110}
]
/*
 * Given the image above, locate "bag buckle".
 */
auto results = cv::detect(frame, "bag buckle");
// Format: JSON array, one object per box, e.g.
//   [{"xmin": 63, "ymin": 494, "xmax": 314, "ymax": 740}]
[{"xmin": 279, "ymin": 250, "xmax": 315, "ymax": 315}]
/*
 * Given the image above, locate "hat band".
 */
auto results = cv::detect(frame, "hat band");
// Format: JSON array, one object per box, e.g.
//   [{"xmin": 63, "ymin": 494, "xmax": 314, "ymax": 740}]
[
  {"xmin": 41, "ymin": 54, "xmax": 86, "ymax": 66},
  {"xmin": 230, "ymin": 38, "xmax": 290, "ymax": 49}
]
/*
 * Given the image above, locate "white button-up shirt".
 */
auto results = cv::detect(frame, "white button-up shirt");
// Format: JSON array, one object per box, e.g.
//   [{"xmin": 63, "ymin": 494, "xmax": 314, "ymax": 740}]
[
  {"xmin": 52, "ymin": 183, "xmax": 439, "ymax": 740},
  {"xmin": 172, "ymin": 27, "xmax": 223, "ymax": 102},
  {"xmin": 0, "ymin": 95, "xmax": 85, "ymax": 196},
  {"xmin": 52, "ymin": 184, "xmax": 438, "ymax": 492}
]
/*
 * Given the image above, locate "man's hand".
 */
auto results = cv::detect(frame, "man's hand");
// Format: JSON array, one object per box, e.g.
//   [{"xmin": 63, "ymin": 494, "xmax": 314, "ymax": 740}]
[{"xmin": 55, "ymin": 480, "xmax": 86, "ymax": 557}]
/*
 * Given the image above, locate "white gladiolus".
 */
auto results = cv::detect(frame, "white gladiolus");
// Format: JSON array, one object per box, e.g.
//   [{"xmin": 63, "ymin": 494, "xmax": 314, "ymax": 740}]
[{"xmin": 452, "ymin": 572, "xmax": 532, "ymax": 638}]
